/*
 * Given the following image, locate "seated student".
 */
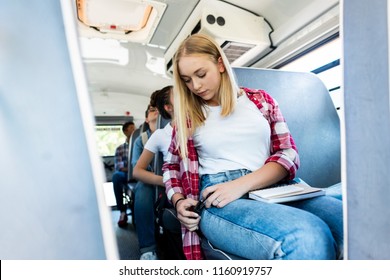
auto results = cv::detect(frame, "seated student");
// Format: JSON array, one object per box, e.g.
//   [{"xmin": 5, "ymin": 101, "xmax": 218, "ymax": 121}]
[
  {"xmin": 131, "ymin": 100, "xmax": 160, "ymax": 260},
  {"xmin": 133, "ymin": 85, "xmax": 174, "ymax": 186},
  {"xmin": 133, "ymin": 86, "xmax": 174, "ymax": 260},
  {"xmin": 112, "ymin": 121, "xmax": 135, "ymax": 228},
  {"xmin": 131, "ymin": 105, "xmax": 157, "ymax": 169},
  {"xmin": 162, "ymin": 33, "xmax": 343, "ymax": 260}
]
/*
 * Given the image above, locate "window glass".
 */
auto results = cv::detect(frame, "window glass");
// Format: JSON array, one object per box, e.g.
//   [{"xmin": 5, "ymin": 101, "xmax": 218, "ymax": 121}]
[
  {"xmin": 280, "ymin": 37, "xmax": 342, "ymax": 114},
  {"xmin": 316, "ymin": 64, "xmax": 342, "ymax": 91},
  {"xmin": 95, "ymin": 125, "xmax": 125, "ymax": 156},
  {"xmin": 281, "ymin": 38, "xmax": 340, "ymax": 74},
  {"xmin": 329, "ymin": 88, "xmax": 342, "ymax": 111}
]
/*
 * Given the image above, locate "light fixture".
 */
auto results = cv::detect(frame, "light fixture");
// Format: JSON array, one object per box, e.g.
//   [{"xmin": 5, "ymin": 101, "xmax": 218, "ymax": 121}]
[
  {"xmin": 76, "ymin": 0, "xmax": 166, "ymax": 43},
  {"xmin": 77, "ymin": 0, "xmax": 152, "ymax": 33}
]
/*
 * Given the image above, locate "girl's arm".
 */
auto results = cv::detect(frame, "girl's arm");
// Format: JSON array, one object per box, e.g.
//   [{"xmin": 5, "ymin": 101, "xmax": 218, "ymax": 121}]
[
  {"xmin": 162, "ymin": 128, "xmax": 185, "ymax": 200},
  {"xmin": 133, "ymin": 149, "xmax": 164, "ymax": 186},
  {"xmin": 162, "ymin": 129, "xmax": 200, "ymax": 231}
]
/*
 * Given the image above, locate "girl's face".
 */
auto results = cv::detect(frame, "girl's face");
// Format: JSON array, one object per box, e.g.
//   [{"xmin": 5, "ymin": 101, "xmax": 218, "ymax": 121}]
[
  {"xmin": 178, "ymin": 54, "xmax": 225, "ymax": 106},
  {"xmin": 146, "ymin": 106, "xmax": 159, "ymax": 123}
]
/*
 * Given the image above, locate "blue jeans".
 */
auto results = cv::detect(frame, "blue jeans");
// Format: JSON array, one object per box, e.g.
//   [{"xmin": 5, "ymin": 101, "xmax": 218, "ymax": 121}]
[
  {"xmin": 134, "ymin": 181, "xmax": 156, "ymax": 254},
  {"xmin": 112, "ymin": 171, "xmax": 127, "ymax": 212},
  {"xmin": 199, "ymin": 169, "xmax": 343, "ymax": 260}
]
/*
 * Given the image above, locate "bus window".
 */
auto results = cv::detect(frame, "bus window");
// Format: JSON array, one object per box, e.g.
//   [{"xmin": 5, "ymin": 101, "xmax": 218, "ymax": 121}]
[
  {"xmin": 95, "ymin": 125, "xmax": 126, "ymax": 156},
  {"xmin": 279, "ymin": 37, "xmax": 342, "ymax": 115}
]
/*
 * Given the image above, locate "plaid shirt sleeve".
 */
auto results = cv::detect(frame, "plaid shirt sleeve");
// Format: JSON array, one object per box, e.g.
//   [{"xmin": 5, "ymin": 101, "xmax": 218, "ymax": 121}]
[
  {"xmin": 162, "ymin": 128, "xmax": 185, "ymax": 201},
  {"xmin": 245, "ymin": 88, "xmax": 300, "ymax": 179},
  {"xmin": 114, "ymin": 143, "xmax": 128, "ymax": 172},
  {"xmin": 162, "ymin": 127, "xmax": 204, "ymax": 260}
]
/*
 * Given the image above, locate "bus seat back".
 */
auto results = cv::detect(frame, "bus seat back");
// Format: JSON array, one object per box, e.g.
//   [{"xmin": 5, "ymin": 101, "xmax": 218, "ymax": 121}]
[{"xmin": 233, "ymin": 67, "xmax": 341, "ymax": 188}]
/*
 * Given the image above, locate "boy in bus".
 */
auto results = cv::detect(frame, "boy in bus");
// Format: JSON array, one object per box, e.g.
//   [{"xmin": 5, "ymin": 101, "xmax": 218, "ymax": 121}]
[
  {"xmin": 162, "ymin": 33, "xmax": 343, "ymax": 260},
  {"xmin": 112, "ymin": 121, "xmax": 135, "ymax": 228},
  {"xmin": 131, "ymin": 105, "xmax": 158, "ymax": 169}
]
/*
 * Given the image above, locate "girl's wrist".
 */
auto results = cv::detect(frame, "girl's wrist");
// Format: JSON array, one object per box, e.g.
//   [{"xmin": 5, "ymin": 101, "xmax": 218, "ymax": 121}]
[{"xmin": 174, "ymin": 197, "xmax": 185, "ymax": 210}]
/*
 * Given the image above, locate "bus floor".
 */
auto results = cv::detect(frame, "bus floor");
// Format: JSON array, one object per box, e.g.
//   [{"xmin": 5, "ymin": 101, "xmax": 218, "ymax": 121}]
[{"xmin": 110, "ymin": 208, "xmax": 141, "ymax": 260}]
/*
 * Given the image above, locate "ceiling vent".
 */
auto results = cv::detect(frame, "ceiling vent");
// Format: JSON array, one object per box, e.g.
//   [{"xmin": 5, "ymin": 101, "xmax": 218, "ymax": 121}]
[{"xmin": 165, "ymin": 0, "xmax": 272, "ymax": 76}]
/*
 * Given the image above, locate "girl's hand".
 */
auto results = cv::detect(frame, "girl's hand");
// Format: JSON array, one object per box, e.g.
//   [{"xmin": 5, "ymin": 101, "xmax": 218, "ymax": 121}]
[
  {"xmin": 176, "ymin": 198, "xmax": 201, "ymax": 231},
  {"xmin": 200, "ymin": 163, "xmax": 289, "ymax": 208},
  {"xmin": 201, "ymin": 181, "xmax": 247, "ymax": 208}
]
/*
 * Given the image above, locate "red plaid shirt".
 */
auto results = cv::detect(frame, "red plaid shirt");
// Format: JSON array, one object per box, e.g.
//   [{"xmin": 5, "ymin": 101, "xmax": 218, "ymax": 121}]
[{"xmin": 162, "ymin": 88, "xmax": 300, "ymax": 260}]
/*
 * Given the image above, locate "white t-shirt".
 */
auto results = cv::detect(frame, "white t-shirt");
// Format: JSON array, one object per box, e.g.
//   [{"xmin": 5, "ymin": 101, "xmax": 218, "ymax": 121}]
[
  {"xmin": 193, "ymin": 93, "xmax": 271, "ymax": 176},
  {"xmin": 144, "ymin": 123, "xmax": 173, "ymax": 161}
]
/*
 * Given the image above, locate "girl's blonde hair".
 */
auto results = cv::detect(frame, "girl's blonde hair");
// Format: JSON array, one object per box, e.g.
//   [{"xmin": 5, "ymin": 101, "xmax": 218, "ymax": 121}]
[{"xmin": 172, "ymin": 33, "xmax": 240, "ymax": 158}]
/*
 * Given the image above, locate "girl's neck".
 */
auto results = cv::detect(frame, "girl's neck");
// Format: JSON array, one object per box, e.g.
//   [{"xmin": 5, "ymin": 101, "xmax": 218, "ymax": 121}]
[{"xmin": 149, "ymin": 120, "xmax": 158, "ymax": 133}]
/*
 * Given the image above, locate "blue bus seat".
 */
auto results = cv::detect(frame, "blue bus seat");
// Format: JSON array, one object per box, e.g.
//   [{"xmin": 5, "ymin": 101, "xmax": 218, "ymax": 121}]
[
  {"xmin": 0, "ymin": 1, "xmax": 117, "ymax": 259},
  {"xmin": 233, "ymin": 67, "xmax": 341, "ymax": 189},
  {"xmin": 127, "ymin": 126, "xmax": 141, "ymax": 183}
]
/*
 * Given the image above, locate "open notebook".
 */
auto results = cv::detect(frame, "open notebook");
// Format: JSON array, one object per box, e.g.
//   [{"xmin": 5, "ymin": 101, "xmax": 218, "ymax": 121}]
[{"xmin": 249, "ymin": 178, "xmax": 325, "ymax": 203}]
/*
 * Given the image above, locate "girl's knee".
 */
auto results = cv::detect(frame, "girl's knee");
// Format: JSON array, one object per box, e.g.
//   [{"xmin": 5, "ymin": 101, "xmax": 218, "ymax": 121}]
[{"xmin": 282, "ymin": 217, "xmax": 336, "ymax": 259}]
